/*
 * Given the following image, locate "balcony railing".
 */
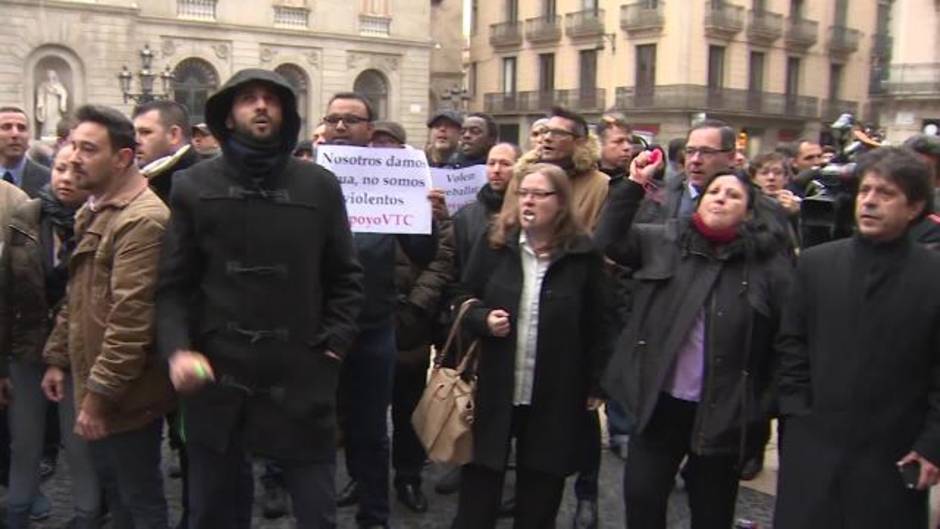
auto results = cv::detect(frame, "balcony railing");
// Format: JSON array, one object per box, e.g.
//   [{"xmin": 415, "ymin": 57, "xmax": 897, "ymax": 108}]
[
  {"xmin": 704, "ymin": 3, "xmax": 744, "ymax": 39},
  {"xmin": 870, "ymin": 63, "xmax": 940, "ymax": 96},
  {"xmin": 747, "ymin": 9, "xmax": 783, "ymax": 44},
  {"xmin": 525, "ymin": 16, "xmax": 562, "ymax": 43},
  {"xmin": 177, "ymin": 0, "xmax": 216, "ymax": 20},
  {"xmin": 360, "ymin": 14, "xmax": 391, "ymax": 36},
  {"xmin": 784, "ymin": 16, "xmax": 819, "ymax": 49},
  {"xmin": 565, "ymin": 9, "xmax": 605, "ymax": 38},
  {"xmin": 490, "ymin": 21, "xmax": 523, "ymax": 47},
  {"xmin": 614, "ymin": 84, "xmax": 819, "ymax": 119},
  {"xmin": 620, "ymin": 2, "xmax": 665, "ymax": 34},
  {"xmin": 274, "ymin": 6, "xmax": 309, "ymax": 28},
  {"xmin": 822, "ymin": 99, "xmax": 859, "ymax": 121},
  {"xmin": 828, "ymin": 25, "xmax": 861, "ymax": 55},
  {"xmin": 484, "ymin": 89, "xmax": 607, "ymax": 114}
]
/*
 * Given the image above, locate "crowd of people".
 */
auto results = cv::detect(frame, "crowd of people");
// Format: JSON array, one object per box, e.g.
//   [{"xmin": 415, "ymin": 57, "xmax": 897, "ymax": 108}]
[{"xmin": 0, "ymin": 65, "xmax": 938, "ymax": 529}]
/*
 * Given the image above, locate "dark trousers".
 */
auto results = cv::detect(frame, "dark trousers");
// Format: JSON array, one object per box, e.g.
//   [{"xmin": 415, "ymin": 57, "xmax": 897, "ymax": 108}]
[
  {"xmin": 166, "ymin": 411, "xmax": 189, "ymax": 529},
  {"xmin": 623, "ymin": 394, "xmax": 740, "ymax": 529},
  {"xmin": 574, "ymin": 410, "xmax": 600, "ymax": 501},
  {"xmin": 455, "ymin": 407, "xmax": 566, "ymax": 529},
  {"xmin": 391, "ymin": 351, "xmax": 429, "ymax": 487},
  {"xmin": 340, "ymin": 321, "xmax": 396, "ymax": 527},
  {"xmin": 606, "ymin": 400, "xmax": 634, "ymax": 439},
  {"xmin": 88, "ymin": 419, "xmax": 169, "ymax": 529},
  {"xmin": 187, "ymin": 433, "xmax": 335, "ymax": 529}
]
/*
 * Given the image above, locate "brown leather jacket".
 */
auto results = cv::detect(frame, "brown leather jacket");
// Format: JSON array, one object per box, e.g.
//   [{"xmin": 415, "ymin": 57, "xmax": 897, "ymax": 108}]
[{"xmin": 43, "ymin": 181, "xmax": 175, "ymax": 434}]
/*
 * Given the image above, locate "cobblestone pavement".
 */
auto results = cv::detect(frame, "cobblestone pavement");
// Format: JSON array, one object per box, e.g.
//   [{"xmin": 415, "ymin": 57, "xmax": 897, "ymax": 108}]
[{"xmin": 30, "ymin": 442, "xmax": 774, "ymax": 528}]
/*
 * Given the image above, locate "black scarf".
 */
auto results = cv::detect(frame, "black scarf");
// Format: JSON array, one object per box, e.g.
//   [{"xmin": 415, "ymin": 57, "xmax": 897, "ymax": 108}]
[
  {"xmin": 39, "ymin": 186, "xmax": 78, "ymax": 252},
  {"xmin": 538, "ymin": 157, "xmax": 581, "ymax": 179},
  {"xmin": 224, "ymin": 132, "xmax": 287, "ymax": 182},
  {"xmin": 477, "ymin": 183, "xmax": 504, "ymax": 215}
]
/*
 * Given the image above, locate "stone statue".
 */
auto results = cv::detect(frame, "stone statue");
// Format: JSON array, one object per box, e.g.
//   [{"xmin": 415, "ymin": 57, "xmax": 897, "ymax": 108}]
[{"xmin": 35, "ymin": 69, "xmax": 68, "ymax": 139}]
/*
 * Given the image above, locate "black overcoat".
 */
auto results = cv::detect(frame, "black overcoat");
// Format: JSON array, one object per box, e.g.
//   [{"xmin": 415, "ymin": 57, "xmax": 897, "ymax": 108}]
[
  {"xmin": 155, "ymin": 69, "xmax": 364, "ymax": 463},
  {"xmin": 458, "ymin": 231, "xmax": 613, "ymax": 477},
  {"xmin": 774, "ymin": 235, "xmax": 940, "ymax": 529}
]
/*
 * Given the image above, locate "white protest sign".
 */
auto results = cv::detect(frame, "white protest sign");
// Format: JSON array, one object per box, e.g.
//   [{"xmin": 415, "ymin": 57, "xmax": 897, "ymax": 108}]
[
  {"xmin": 317, "ymin": 145, "xmax": 432, "ymax": 235},
  {"xmin": 430, "ymin": 165, "xmax": 488, "ymax": 215}
]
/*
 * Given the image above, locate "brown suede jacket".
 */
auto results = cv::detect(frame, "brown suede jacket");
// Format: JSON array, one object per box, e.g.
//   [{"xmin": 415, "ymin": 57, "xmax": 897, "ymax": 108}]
[{"xmin": 43, "ymin": 180, "xmax": 174, "ymax": 434}]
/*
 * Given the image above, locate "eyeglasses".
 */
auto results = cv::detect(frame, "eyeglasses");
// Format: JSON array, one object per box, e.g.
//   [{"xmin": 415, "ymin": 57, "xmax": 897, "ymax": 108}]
[
  {"xmin": 685, "ymin": 146, "xmax": 732, "ymax": 157},
  {"xmin": 515, "ymin": 188, "xmax": 557, "ymax": 199},
  {"xmin": 322, "ymin": 114, "xmax": 371, "ymax": 126},
  {"xmin": 543, "ymin": 128, "xmax": 578, "ymax": 139}
]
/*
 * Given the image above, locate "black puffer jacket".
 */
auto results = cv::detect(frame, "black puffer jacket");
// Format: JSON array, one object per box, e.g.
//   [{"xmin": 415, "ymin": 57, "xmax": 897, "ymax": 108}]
[
  {"xmin": 598, "ymin": 180, "xmax": 792, "ymax": 457},
  {"xmin": 156, "ymin": 69, "xmax": 364, "ymax": 462}
]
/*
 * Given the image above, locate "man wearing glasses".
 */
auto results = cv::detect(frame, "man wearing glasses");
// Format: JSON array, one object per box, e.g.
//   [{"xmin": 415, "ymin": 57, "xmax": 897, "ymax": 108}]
[
  {"xmin": 636, "ymin": 119, "xmax": 737, "ymax": 224},
  {"xmin": 320, "ymin": 92, "xmax": 439, "ymax": 529},
  {"xmin": 526, "ymin": 106, "xmax": 608, "ymax": 232}
]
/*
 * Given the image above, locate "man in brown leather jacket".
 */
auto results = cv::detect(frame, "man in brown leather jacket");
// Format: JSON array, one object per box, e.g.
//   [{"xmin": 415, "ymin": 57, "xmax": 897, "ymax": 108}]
[{"xmin": 41, "ymin": 105, "xmax": 173, "ymax": 529}]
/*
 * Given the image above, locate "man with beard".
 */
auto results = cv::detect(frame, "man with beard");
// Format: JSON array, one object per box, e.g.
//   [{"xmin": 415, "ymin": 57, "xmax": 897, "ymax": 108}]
[
  {"xmin": 42, "ymin": 104, "xmax": 173, "ymax": 529},
  {"xmin": 0, "ymin": 107, "xmax": 49, "ymax": 198},
  {"xmin": 425, "ymin": 110, "xmax": 462, "ymax": 168},
  {"xmin": 133, "ymin": 100, "xmax": 200, "ymax": 202},
  {"xmin": 322, "ymin": 91, "xmax": 437, "ymax": 529},
  {"xmin": 157, "ymin": 71, "xmax": 365, "ymax": 529},
  {"xmin": 519, "ymin": 107, "xmax": 608, "ymax": 231},
  {"xmin": 775, "ymin": 147, "xmax": 940, "ymax": 529},
  {"xmin": 448, "ymin": 113, "xmax": 497, "ymax": 168}
]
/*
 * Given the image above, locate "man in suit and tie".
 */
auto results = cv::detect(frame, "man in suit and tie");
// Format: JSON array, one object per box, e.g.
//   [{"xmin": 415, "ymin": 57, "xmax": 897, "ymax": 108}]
[{"xmin": 0, "ymin": 107, "xmax": 51, "ymax": 198}]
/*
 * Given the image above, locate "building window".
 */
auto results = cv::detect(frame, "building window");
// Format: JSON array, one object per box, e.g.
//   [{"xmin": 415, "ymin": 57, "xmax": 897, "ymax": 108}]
[
  {"xmin": 177, "ymin": 0, "xmax": 216, "ymax": 20},
  {"xmin": 790, "ymin": 0, "xmax": 804, "ymax": 17},
  {"xmin": 172, "ymin": 58, "xmax": 219, "ymax": 125},
  {"xmin": 538, "ymin": 53, "xmax": 555, "ymax": 93},
  {"xmin": 828, "ymin": 63, "xmax": 843, "ymax": 101},
  {"xmin": 707, "ymin": 45, "xmax": 725, "ymax": 90},
  {"xmin": 748, "ymin": 52, "xmax": 765, "ymax": 92},
  {"xmin": 753, "ymin": 0, "xmax": 766, "ymax": 12},
  {"xmin": 275, "ymin": 64, "xmax": 309, "ymax": 139},
  {"xmin": 834, "ymin": 0, "xmax": 848, "ymax": 25},
  {"xmin": 354, "ymin": 69, "xmax": 389, "ymax": 120},
  {"xmin": 579, "ymin": 49, "xmax": 597, "ymax": 91},
  {"xmin": 502, "ymin": 57, "xmax": 517, "ymax": 95},
  {"xmin": 361, "ymin": 0, "xmax": 389, "ymax": 15},
  {"xmin": 785, "ymin": 56, "xmax": 800, "ymax": 96},
  {"xmin": 543, "ymin": 0, "xmax": 557, "ymax": 18},
  {"xmin": 506, "ymin": 0, "xmax": 519, "ymax": 22},
  {"xmin": 274, "ymin": 6, "xmax": 309, "ymax": 28},
  {"xmin": 470, "ymin": 0, "xmax": 479, "ymax": 34},
  {"xmin": 635, "ymin": 44, "xmax": 656, "ymax": 97},
  {"xmin": 581, "ymin": 0, "xmax": 599, "ymax": 12},
  {"xmin": 468, "ymin": 62, "xmax": 477, "ymax": 96}
]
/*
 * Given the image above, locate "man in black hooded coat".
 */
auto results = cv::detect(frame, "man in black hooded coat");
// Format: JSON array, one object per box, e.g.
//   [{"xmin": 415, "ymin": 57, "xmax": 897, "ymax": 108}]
[{"xmin": 155, "ymin": 69, "xmax": 364, "ymax": 529}]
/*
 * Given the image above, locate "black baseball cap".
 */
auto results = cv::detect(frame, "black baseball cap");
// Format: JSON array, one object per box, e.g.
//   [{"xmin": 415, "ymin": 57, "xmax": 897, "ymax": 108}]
[{"xmin": 427, "ymin": 110, "xmax": 463, "ymax": 129}]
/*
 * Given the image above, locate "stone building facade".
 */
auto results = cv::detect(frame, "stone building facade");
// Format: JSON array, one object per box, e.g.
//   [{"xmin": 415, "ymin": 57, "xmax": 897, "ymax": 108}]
[
  {"xmin": 467, "ymin": 0, "xmax": 878, "ymax": 152},
  {"xmin": 0, "ymin": 0, "xmax": 463, "ymax": 146}
]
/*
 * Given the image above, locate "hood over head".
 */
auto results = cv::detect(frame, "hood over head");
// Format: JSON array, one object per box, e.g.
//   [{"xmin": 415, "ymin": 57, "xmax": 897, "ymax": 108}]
[{"xmin": 205, "ymin": 68, "xmax": 301, "ymax": 155}]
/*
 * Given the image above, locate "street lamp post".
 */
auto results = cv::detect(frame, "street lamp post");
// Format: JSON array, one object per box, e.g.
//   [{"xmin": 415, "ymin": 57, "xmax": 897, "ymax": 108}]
[{"xmin": 118, "ymin": 44, "xmax": 174, "ymax": 104}]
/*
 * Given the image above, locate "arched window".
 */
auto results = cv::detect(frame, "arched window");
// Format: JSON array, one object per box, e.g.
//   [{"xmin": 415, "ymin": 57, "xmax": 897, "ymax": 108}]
[
  {"xmin": 172, "ymin": 58, "xmax": 219, "ymax": 125},
  {"xmin": 275, "ymin": 64, "xmax": 309, "ymax": 139},
  {"xmin": 354, "ymin": 69, "xmax": 388, "ymax": 120}
]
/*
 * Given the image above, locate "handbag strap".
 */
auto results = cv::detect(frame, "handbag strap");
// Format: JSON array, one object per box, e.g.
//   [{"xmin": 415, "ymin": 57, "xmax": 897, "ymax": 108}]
[{"xmin": 433, "ymin": 298, "xmax": 479, "ymax": 369}]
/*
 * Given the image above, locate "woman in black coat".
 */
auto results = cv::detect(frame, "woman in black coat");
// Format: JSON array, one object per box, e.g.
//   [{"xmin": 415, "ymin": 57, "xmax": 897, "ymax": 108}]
[
  {"xmin": 597, "ymin": 155, "xmax": 792, "ymax": 529},
  {"xmin": 454, "ymin": 163, "xmax": 612, "ymax": 529}
]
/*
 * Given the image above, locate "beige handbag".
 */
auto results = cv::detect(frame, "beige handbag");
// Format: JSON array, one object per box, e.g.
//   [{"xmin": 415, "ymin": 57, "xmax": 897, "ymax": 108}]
[{"xmin": 411, "ymin": 298, "xmax": 480, "ymax": 465}]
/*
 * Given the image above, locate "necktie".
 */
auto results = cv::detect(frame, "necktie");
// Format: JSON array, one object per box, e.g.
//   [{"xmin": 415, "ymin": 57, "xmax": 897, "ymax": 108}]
[{"xmin": 2, "ymin": 171, "xmax": 13, "ymax": 185}]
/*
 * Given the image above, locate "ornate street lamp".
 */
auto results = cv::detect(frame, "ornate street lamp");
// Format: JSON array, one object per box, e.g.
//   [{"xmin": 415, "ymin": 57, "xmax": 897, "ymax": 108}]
[{"xmin": 117, "ymin": 44, "xmax": 174, "ymax": 104}]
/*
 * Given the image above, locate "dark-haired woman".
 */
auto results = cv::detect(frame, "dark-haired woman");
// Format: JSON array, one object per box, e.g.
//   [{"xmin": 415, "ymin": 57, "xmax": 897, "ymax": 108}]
[
  {"xmin": 597, "ymin": 153, "xmax": 793, "ymax": 529},
  {"xmin": 454, "ymin": 163, "xmax": 612, "ymax": 529}
]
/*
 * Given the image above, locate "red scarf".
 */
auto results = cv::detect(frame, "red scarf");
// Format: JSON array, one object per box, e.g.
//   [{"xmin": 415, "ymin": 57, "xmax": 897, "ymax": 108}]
[{"xmin": 691, "ymin": 212, "xmax": 739, "ymax": 245}]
